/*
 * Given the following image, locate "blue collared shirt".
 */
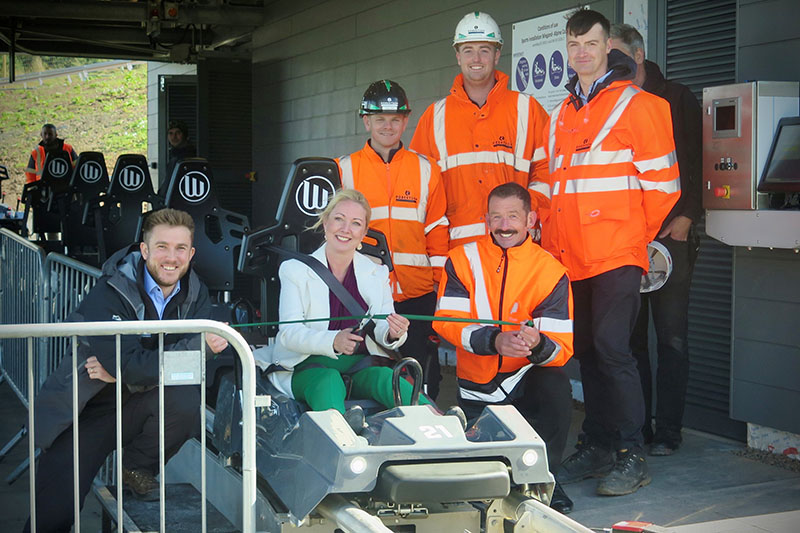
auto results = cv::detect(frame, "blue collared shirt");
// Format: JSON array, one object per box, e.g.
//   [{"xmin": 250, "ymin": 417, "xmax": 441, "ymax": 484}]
[
  {"xmin": 576, "ymin": 70, "xmax": 614, "ymax": 105},
  {"xmin": 143, "ymin": 267, "xmax": 181, "ymax": 319}
]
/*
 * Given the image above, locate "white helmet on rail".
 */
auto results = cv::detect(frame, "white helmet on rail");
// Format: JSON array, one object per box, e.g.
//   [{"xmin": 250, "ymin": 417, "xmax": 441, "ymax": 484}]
[{"xmin": 453, "ymin": 11, "xmax": 503, "ymax": 48}]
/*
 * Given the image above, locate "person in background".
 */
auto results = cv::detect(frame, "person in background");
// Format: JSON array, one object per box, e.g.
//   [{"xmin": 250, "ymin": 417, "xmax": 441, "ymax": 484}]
[
  {"xmin": 162, "ymin": 119, "xmax": 197, "ymax": 195},
  {"xmin": 611, "ymin": 23, "xmax": 703, "ymax": 457},
  {"xmin": 24, "ymin": 123, "xmax": 77, "ymax": 184}
]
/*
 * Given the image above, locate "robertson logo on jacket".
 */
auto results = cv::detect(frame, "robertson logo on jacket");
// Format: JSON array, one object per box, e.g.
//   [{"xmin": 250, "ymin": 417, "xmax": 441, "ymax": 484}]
[
  {"xmin": 492, "ymin": 135, "xmax": 512, "ymax": 150},
  {"xmin": 395, "ymin": 190, "xmax": 418, "ymax": 204}
]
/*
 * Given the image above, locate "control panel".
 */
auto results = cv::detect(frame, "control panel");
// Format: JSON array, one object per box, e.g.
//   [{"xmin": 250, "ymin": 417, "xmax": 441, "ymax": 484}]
[{"xmin": 702, "ymin": 82, "xmax": 798, "ymax": 210}]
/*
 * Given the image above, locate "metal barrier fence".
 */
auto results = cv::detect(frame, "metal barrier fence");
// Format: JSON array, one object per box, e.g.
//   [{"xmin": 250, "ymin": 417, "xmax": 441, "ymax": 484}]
[
  {"xmin": 43, "ymin": 253, "xmax": 102, "ymax": 384},
  {"xmin": 0, "ymin": 228, "xmax": 47, "ymax": 406},
  {"xmin": 0, "ymin": 232, "xmax": 102, "ymax": 406},
  {"xmin": 0, "ymin": 319, "xmax": 261, "ymax": 533}
]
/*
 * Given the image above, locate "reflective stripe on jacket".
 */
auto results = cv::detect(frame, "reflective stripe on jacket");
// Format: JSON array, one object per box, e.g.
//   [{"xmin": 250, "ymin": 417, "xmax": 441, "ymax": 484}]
[
  {"xmin": 410, "ymin": 71, "xmax": 550, "ymax": 249},
  {"xmin": 434, "ymin": 235, "xmax": 573, "ymax": 403},
  {"xmin": 25, "ymin": 142, "xmax": 76, "ymax": 183},
  {"xmin": 534, "ymin": 79, "xmax": 680, "ymax": 281},
  {"xmin": 338, "ymin": 143, "xmax": 449, "ymax": 301}
]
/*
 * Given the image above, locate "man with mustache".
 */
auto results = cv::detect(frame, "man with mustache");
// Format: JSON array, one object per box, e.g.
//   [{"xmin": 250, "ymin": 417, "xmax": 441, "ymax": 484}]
[{"xmin": 434, "ymin": 182, "xmax": 574, "ymax": 513}]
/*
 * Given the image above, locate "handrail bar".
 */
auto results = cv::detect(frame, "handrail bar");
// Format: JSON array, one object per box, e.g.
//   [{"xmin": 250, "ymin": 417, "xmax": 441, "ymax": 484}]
[{"xmin": 0, "ymin": 319, "xmax": 258, "ymax": 533}]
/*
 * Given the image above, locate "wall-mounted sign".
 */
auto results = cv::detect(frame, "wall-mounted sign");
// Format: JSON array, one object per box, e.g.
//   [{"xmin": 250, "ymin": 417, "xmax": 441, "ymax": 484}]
[{"xmin": 511, "ymin": 8, "xmax": 580, "ymax": 113}]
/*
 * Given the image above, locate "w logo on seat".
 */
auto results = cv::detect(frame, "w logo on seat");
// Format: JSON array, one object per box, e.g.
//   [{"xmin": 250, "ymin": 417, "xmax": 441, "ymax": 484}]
[
  {"xmin": 49, "ymin": 158, "xmax": 69, "ymax": 178},
  {"xmin": 295, "ymin": 176, "xmax": 335, "ymax": 216},
  {"xmin": 119, "ymin": 166, "xmax": 145, "ymax": 191},
  {"xmin": 179, "ymin": 171, "xmax": 210, "ymax": 203},
  {"xmin": 80, "ymin": 161, "xmax": 103, "ymax": 183}
]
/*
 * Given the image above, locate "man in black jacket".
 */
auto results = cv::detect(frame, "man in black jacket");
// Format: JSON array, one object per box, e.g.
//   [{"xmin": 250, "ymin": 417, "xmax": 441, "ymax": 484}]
[
  {"xmin": 25, "ymin": 208, "xmax": 228, "ymax": 532},
  {"xmin": 611, "ymin": 23, "xmax": 703, "ymax": 457}
]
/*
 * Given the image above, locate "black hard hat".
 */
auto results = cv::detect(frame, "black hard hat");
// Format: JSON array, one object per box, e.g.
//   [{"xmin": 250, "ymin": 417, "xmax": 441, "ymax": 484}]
[{"xmin": 359, "ymin": 80, "xmax": 411, "ymax": 116}]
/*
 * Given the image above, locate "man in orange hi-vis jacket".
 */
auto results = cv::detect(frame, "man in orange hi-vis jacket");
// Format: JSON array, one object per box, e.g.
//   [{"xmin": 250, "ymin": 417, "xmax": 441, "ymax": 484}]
[
  {"xmin": 435, "ymin": 183, "xmax": 574, "ymax": 514},
  {"xmin": 410, "ymin": 11, "xmax": 550, "ymax": 250},
  {"xmin": 530, "ymin": 9, "xmax": 680, "ymax": 498},
  {"xmin": 24, "ymin": 123, "xmax": 77, "ymax": 183},
  {"xmin": 338, "ymin": 80, "xmax": 449, "ymax": 399}
]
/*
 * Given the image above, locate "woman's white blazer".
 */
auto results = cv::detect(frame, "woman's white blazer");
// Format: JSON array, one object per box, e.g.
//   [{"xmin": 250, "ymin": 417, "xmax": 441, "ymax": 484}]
[{"xmin": 258, "ymin": 243, "xmax": 407, "ymax": 397}]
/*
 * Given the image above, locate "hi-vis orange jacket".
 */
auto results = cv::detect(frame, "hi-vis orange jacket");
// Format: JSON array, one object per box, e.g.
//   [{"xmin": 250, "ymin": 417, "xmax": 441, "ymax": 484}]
[
  {"xmin": 338, "ymin": 142, "xmax": 449, "ymax": 302},
  {"xmin": 434, "ymin": 234, "xmax": 573, "ymax": 404},
  {"xmin": 25, "ymin": 141, "xmax": 77, "ymax": 183},
  {"xmin": 410, "ymin": 71, "xmax": 550, "ymax": 249},
  {"xmin": 531, "ymin": 61, "xmax": 680, "ymax": 281}
]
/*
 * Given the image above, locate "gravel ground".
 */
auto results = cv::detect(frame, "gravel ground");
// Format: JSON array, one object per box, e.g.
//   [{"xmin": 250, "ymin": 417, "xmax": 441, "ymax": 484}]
[{"xmin": 732, "ymin": 447, "xmax": 800, "ymax": 473}]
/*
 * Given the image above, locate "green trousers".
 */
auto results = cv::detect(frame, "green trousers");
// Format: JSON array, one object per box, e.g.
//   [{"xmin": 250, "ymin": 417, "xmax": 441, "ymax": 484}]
[{"xmin": 291, "ymin": 354, "xmax": 432, "ymax": 414}]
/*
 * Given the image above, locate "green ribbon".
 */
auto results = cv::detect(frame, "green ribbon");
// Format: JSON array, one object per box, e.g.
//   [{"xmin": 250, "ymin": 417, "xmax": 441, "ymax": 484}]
[{"xmin": 231, "ymin": 314, "xmax": 530, "ymax": 329}]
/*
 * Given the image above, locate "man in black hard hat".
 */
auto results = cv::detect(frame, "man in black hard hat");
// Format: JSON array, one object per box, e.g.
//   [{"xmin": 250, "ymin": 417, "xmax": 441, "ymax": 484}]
[{"xmin": 335, "ymin": 80, "xmax": 449, "ymax": 400}]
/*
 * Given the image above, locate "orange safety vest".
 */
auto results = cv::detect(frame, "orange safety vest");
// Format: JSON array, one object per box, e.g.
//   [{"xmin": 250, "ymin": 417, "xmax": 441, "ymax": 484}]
[
  {"xmin": 532, "ymin": 80, "xmax": 680, "ymax": 281},
  {"xmin": 434, "ymin": 235, "xmax": 573, "ymax": 403},
  {"xmin": 410, "ymin": 71, "xmax": 550, "ymax": 249},
  {"xmin": 337, "ymin": 143, "xmax": 449, "ymax": 302},
  {"xmin": 25, "ymin": 143, "xmax": 76, "ymax": 184}
]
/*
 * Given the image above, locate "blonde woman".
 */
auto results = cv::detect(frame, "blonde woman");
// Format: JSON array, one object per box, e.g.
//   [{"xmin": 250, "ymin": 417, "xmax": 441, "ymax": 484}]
[{"xmin": 266, "ymin": 189, "xmax": 432, "ymax": 431}]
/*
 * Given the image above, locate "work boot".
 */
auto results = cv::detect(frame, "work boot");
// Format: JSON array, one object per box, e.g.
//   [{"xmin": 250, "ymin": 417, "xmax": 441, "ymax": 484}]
[
  {"xmin": 649, "ymin": 441, "xmax": 678, "ymax": 456},
  {"xmin": 344, "ymin": 405, "xmax": 367, "ymax": 434},
  {"xmin": 557, "ymin": 438, "xmax": 614, "ymax": 484},
  {"xmin": 650, "ymin": 429, "xmax": 681, "ymax": 456},
  {"xmin": 550, "ymin": 481, "xmax": 573, "ymax": 514},
  {"xmin": 596, "ymin": 448, "xmax": 651, "ymax": 496},
  {"xmin": 122, "ymin": 467, "xmax": 159, "ymax": 501},
  {"xmin": 444, "ymin": 405, "xmax": 468, "ymax": 431}
]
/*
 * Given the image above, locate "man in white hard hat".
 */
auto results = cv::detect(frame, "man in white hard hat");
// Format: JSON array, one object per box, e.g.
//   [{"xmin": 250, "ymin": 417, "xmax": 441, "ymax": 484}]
[{"xmin": 410, "ymin": 11, "xmax": 551, "ymax": 251}]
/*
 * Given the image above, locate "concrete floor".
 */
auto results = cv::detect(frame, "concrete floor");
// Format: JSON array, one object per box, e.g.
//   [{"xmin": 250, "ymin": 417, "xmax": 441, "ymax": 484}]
[{"xmin": 2, "ymin": 367, "xmax": 799, "ymax": 532}]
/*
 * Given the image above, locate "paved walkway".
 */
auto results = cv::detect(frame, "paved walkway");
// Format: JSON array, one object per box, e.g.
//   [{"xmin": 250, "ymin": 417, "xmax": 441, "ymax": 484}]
[{"xmin": 563, "ymin": 420, "xmax": 800, "ymax": 531}]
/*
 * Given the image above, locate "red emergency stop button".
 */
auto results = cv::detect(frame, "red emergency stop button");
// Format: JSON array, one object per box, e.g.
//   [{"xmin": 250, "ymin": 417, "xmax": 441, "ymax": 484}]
[{"xmin": 714, "ymin": 185, "xmax": 731, "ymax": 199}]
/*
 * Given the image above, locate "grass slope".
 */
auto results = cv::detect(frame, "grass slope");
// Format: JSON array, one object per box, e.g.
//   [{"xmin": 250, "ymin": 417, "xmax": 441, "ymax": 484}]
[{"xmin": 0, "ymin": 64, "xmax": 147, "ymax": 206}]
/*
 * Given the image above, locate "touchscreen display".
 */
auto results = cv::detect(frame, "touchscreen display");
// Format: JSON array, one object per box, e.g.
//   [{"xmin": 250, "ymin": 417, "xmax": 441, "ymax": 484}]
[{"xmin": 759, "ymin": 121, "xmax": 800, "ymax": 192}]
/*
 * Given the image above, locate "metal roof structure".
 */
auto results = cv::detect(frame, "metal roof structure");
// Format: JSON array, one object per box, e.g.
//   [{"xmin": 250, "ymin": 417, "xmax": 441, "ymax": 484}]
[{"xmin": 0, "ymin": 0, "xmax": 265, "ymax": 77}]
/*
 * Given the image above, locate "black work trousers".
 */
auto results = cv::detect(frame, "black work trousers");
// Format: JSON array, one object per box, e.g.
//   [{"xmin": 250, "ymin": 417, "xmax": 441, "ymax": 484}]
[
  {"xmin": 459, "ymin": 366, "xmax": 572, "ymax": 471},
  {"xmin": 394, "ymin": 292, "xmax": 442, "ymax": 400},
  {"xmin": 572, "ymin": 265, "xmax": 645, "ymax": 451},
  {"xmin": 631, "ymin": 235, "xmax": 698, "ymax": 446},
  {"xmin": 24, "ymin": 383, "xmax": 199, "ymax": 533}
]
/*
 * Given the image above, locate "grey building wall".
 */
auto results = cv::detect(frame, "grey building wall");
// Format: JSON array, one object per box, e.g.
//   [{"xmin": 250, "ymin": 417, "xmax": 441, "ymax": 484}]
[
  {"xmin": 729, "ymin": 0, "xmax": 800, "ymax": 436},
  {"xmin": 249, "ymin": 0, "xmax": 614, "ymax": 227},
  {"xmin": 730, "ymin": 247, "xmax": 800, "ymax": 434},
  {"xmin": 738, "ymin": 0, "xmax": 800, "ymax": 83}
]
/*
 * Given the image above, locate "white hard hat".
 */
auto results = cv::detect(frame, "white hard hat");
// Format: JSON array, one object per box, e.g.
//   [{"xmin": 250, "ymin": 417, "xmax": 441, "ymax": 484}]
[
  {"xmin": 640, "ymin": 240, "xmax": 673, "ymax": 293},
  {"xmin": 453, "ymin": 11, "xmax": 503, "ymax": 48}
]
